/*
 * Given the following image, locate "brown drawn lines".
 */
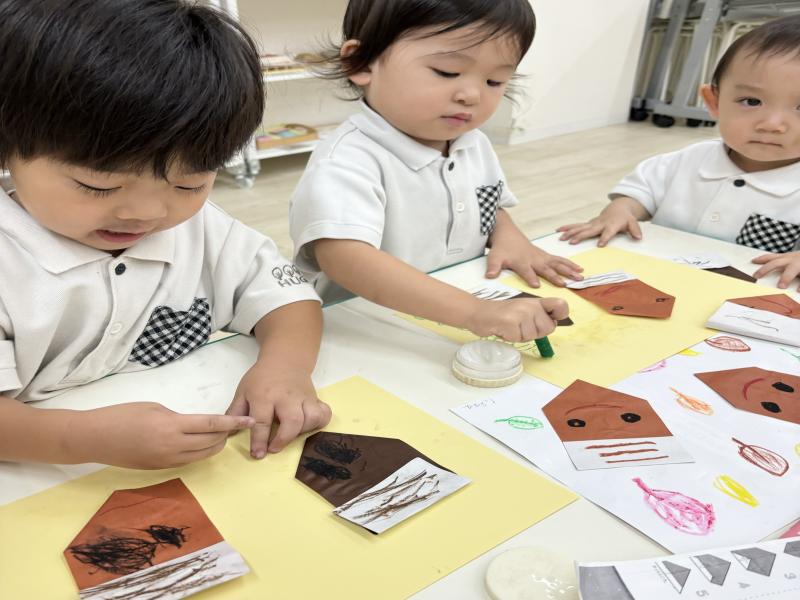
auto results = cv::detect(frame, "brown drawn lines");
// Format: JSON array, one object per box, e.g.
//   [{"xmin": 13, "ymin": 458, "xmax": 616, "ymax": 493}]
[
  {"xmin": 583, "ymin": 440, "xmax": 669, "ymax": 465},
  {"xmin": 335, "ymin": 469, "xmax": 440, "ymax": 525},
  {"xmin": 80, "ymin": 550, "xmax": 225, "ymax": 600},
  {"xmin": 732, "ymin": 437, "xmax": 789, "ymax": 477}
]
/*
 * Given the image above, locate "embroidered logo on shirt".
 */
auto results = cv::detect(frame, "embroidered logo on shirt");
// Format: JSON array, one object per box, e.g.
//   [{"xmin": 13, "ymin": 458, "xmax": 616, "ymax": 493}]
[
  {"xmin": 272, "ymin": 265, "xmax": 308, "ymax": 288},
  {"xmin": 476, "ymin": 181, "xmax": 504, "ymax": 235},
  {"xmin": 129, "ymin": 298, "xmax": 211, "ymax": 367},
  {"xmin": 736, "ymin": 213, "xmax": 800, "ymax": 254}
]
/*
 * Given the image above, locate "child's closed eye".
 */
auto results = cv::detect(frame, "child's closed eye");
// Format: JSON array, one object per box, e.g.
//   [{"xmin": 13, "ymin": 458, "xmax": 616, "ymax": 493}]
[
  {"xmin": 74, "ymin": 180, "xmax": 120, "ymax": 197},
  {"xmin": 174, "ymin": 184, "xmax": 207, "ymax": 194},
  {"xmin": 431, "ymin": 68, "xmax": 459, "ymax": 78},
  {"xmin": 487, "ymin": 79, "xmax": 505, "ymax": 88}
]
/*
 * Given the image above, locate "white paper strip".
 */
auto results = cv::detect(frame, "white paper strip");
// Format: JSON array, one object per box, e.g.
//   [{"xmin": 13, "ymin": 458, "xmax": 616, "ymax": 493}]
[
  {"xmin": 563, "ymin": 436, "xmax": 693, "ymax": 471},
  {"xmin": 333, "ymin": 457, "xmax": 470, "ymax": 534},
  {"xmin": 668, "ymin": 253, "xmax": 731, "ymax": 269},
  {"xmin": 565, "ymin": 271, "xmax": 635, "ymax": 290},
  {"xmin": 707, "ymin": 302, "xmax": 800, "ymax": 347}
]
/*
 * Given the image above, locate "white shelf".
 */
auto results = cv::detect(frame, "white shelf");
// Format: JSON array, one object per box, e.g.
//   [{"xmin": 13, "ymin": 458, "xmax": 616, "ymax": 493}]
[
  {"xmin": 251, "ymin": 123, "xmax": 339, "ymax": 160},
  {"xmin": 264, "ymin": 69, "xmax": 315, "ymax": 83}
]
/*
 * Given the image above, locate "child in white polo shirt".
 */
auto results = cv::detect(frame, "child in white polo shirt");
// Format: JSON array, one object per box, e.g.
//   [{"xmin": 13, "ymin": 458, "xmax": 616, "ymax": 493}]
[
  {"xmin": 290, "ymin": 0, "xmax": 578, "ymax": 342},
  {"xmin": 558, "ymin": 15, "xmax": 800, "ymax": 291},
  {"xmin": 0, "ymin": 0, "xmax": 331, "ymax": 468}
]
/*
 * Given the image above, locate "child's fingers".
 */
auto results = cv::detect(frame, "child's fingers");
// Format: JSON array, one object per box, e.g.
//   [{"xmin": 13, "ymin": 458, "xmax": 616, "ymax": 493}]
[
  {"xmin": 538, "ymin": 266, "xmax": 565, "ymax": 287},
  {"xmin": 180, "ymin": 413, "xmax": 255, "ymax": 434},
  {"xmin": 752, "ymin": 259, "xmax": 782, "ymax": 280},
  {"xmin": 777, "ymin": 263, "xmax": 800, "ymax": 289},
  {"xmin": 248, "ymin": 403, "xmax": 275, "ymax": 459},
  {"xmin": 267, "ymin": 404, "xmax": 306, "ymax": 453},
  {"xmin": 551, "ymin": 258, "xmax": 583, "ymax": 280},
  {"xmin": 484, "ymin": 253, "xmax": 506, "ymax": 278},
  {"xmin": 182, "ymin": 430, "xmax": 231, "ymax": 452},
  {"xmin": 224, "ymin": 393, "xmax": 249, "ymax": 435},
  {"xmin": 532, "ymin": 310, "xmax": 557, "ymax": 338},
  {"xmin": 597, "ymin": 224, "xmax": 621, "ymax": 247},
  {"xmin": 176, "ymin": 437, "xmax": 229, "ymax": 466},
  {"xmin": 517, "ymin": 264, "xmax": 541, "ymax": 288},
  {"xmin": 751, "ymin": 253, "xmax": 777, "ymax": 264},
  {"xmin": 627, "ymin": 219, "xmax": 643, "ymax": 240},
  {"xmin": 569, "ymin": 225, "xmax": 602, "ymax": 245},
  {"xmin": 539, "ymin": 297, "xmax": 569, "ymax": 321},
  {"xmin": 300, "ymin": 399, "xmax": 332, "ymax": 433}
]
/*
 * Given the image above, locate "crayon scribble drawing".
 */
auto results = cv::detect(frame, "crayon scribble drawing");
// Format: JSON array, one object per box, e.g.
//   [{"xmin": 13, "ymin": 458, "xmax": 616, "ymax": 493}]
[
  {"xmin": 695, "ymin": 367, "xmax": 800, "ymax": 425},
  {"xmin": 64, "ymin": 479, "xmax": 248, "ymax": 600},
  {"xmin": 633, "ymin": 478, "xmax": 715, "ymax": 536},
  {"xmin": 639, "ymin": 360, "xmax": 667, "ymax": 373},
  {"xmin": 732, "ymin": 438, "xmax": 789, "ymax": 477},
  {"xmin": 494, "ymin": 416, "xmax": 543, "ymax": 430},
  {"xmin": 296, "ymin": 432, "xmax": 469, "ymax": 533},
  {"xmin": 713, "ymin": 475, "xmax": 759, "ymax": 508},
  {"xmin": 670, "ymin": 387, "xmax": 714, "ymax": 416},
  {"xmin": 704, "ymin": 336, "xmax": 751, "ymax": 352},
  {"xmin": 542, "ymin": 380, "xmax": 693, "ymax": 470}
]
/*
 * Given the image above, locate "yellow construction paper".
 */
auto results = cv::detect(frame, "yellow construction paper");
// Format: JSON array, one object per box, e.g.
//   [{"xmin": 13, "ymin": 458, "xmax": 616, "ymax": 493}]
[
  {"xmin": 401, "ymin": 247, "xmax": 774, "ymax": 387},
  {"xmin": 0, "ymin": 376, "xmax": 576, "ymax": 600}
]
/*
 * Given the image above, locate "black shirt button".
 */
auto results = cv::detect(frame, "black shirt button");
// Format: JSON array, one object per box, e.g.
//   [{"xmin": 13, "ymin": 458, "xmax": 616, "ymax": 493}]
[
  {"xmin": 448, "ymin": 162, "xmax": 455, "ymax": 171},
  {"xmin": 733, "ymin": 178, "xmax": 746, "ymax": 187},
  {"xmin": 114, "ymin": 263, "xmax": 126, "ymax": 275}
]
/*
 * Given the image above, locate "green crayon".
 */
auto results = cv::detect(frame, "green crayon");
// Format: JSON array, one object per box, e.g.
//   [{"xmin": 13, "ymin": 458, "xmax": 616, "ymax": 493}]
[{"xmin": 534, "ymin": 336, "xmax": 554, "ymax": 358}]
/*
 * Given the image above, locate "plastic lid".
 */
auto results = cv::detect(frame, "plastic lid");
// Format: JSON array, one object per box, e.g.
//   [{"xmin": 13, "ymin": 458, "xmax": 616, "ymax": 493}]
[
  {"xmin": 452, "ymin": 340, "xmax": 523, "ymax": 388},
  {"xmin": 485, "ymin": 547, "xmax": 578, "ymax": 600}
]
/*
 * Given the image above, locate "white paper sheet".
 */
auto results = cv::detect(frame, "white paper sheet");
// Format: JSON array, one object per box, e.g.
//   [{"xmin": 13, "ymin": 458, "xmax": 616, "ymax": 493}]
[
  {"xmin": 707, "ymin": 302, "xmax": 800, "ymax": 347},
  {"xmin": 332, "ymin": 457, "xmax": 470, "ymax": 534},
  {"xmin": 578, "ymin": 536, "xmax": 800, "ymax": 600},
  {"xmin": 565, "ymin": 271, "xmax": 636, "ymax": 289},
  {"xmin": 452, "ymin": 335, "xmax": 800, "ymax": 552},
  {"xmin": 667, "ymin": 253, "xmax": 731, "ymax": 269}
]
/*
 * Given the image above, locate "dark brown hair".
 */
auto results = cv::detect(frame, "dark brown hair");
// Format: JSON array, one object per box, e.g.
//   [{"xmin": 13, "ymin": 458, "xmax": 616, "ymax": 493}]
[
  {"xmin": 0, "ymin": 0, "xmax": 264, "ymax": 176},
  {"xmin": 712, "ymin": 14, "xmax": 800, "ymax": 88}
]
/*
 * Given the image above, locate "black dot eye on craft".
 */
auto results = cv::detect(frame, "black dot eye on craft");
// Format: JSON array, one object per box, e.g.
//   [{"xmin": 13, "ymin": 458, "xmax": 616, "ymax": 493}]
[
  {"xmin": 655, "ymin": 298, "xmax": 668, "ymax": 303},
  {"xmin": 612, "ymin": 306, "xmax": 624, "ymax": 311},
  {"xmin": 567, "ymin": 418, "xmax": 586, "ymax": 428},
  {"xmin": 772, "ymin": 381, "xmax": 794, "ymax": 393},
  {"xmin": 761, "ymin": 401, "xmax": 782, "ymax": 413},
  {"xmin": 620, "ymin": 412, "xmax": 641, "ymax": 423}
]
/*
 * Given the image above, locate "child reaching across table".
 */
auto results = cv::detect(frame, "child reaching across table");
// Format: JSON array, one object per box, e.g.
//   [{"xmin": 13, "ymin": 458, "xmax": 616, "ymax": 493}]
[
  {"xmin": 558, "ymin": 16, "xmax": 800, "ymax": 290},
  {"xmin": 0, "ymin": 0, "xmax": 331, "ymax": 468},
  {"xmin": 290, "ymin": 0, "xmax": 577, "ymax": 343}
]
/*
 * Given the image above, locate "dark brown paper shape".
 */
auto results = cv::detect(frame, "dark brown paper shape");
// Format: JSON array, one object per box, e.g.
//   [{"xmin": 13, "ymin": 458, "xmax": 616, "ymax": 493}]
[
  {"xmin": 542, "ymin": 380, "xmax": 674, "ymax": 442},
  {"xmin": 295, "ymin": 432, "xmax": 447, "ymax": 508},
  {"xmin": 695, "ymin": 367, "xmax": 800, "ymax": 425},
  {"xmin": 571, "ymin": 279, "xmax": 675, "ymax": 318},
  {"xmin": 704, "ymin": 266, "xmax": 757, "ymax": 283},
  {"xmin": 64, "ymin": 479, "xmax": 223, "ymax": 590},
  {"xmin": 728, "ymin": 294, "xmax": 800, "ymax": 319},
  {"xmin": 515, "ymin": 291, "xmax": 574, "ymax": 326}
]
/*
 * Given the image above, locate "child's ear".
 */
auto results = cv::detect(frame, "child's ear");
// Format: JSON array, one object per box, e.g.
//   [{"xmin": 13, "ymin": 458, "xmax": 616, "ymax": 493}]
[
  {"xmin": 341, "ymin": 39, "xmax": 371, "ymax": 86},
  {"xmin": 700, "ymin": 84, "xmax": 721, "ymax": 118}
]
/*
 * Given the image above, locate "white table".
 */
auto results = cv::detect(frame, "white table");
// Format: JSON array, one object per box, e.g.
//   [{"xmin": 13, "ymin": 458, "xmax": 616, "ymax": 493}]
[{"xmin": 2, "ymin": 224, "xmax": 797, "ymax": 599}]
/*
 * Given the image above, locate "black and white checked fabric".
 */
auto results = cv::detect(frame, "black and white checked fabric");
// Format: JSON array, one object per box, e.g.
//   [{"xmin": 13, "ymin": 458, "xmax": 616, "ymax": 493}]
[
  {"xmin": 476, "ymin": 180, "xmax": 504, "ymax": 235},
  {"xmin": 735, "ymin": 213, "xmax": 800, "ymax": 254},
  {"xmin": 129, "ymin": 298, "xmax": 211, "ymax": 367}
]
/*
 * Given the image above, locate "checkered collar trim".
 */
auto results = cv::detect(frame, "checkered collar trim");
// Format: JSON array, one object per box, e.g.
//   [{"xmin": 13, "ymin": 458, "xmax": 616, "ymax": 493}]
[
  {"xmin": 0, "ymin": 185, "xmax": 176, "ymax": 274},
  {"xmin": 698, "ymin": 141, "xmax": 800, "ymax": 197},
  {"xmin": 350, "ymin": 101, "xmax": 480, "ymax": 171}
]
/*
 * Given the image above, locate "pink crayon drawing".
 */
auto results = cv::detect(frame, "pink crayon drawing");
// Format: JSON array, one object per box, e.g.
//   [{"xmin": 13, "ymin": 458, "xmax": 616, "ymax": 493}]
[
  {"xmin": 639, "ymin": 360, "xmax": 667, "ymax": 373},
  {"xmin": 732, "ymin": 437, "xmax": 789, "ymax": 477},
  {"xmin": 633, "ymin": 477, "xmax": 715, "ymax": 536}
]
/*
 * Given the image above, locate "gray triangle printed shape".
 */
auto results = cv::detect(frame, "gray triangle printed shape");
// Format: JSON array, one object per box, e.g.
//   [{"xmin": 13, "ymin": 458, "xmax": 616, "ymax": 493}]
[
  {"xmin": 732, "ymin": 547, "xmax": 776, "ymax": 576},
  {"xmin": 786, "ymin": 541, "xmax": 800, "ymax": 559},
  {"xmin": 662, "ymin": 560, "xmax": 691, "ymax": 592},
  {"xmin": 691, "ymin": 554, "xmax": 731, "ymax": 586}
]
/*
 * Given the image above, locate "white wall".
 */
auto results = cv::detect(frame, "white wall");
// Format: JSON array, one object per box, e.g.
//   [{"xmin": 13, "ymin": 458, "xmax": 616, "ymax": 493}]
[
  {"xmin": 233, "ymin": 0, "xmax": 650, "ymax": 144},
  {"xmin": 507, "ymin": 0, "xmax": 650, "ymax": 143}
]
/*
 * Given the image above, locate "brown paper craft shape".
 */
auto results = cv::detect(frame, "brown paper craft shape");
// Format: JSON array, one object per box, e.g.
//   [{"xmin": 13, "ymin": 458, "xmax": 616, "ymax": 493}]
[
  {"xmin": 541, "ymin": 380, "xmax": 693, "ymax": 470},
  {"xmin": 295, "ymin": 432, "xmax": 469, "ymax": 533},
  {"xmin": 695, "ymin": 367, "xmax": 800, "ymax": 425},
  {"xmin": 64, "ymin": 479, "xmax": 248, "ymax": 600},
  {"xmin": 704, "ymin": 266, "xmax": 757, "ymax": 283},
  {"xmin": 728, "ymin": 294, "xmax": 800, "ymax": 318},
  {"xmin": 571, "ymin": 279, "xmax": 675, "ymax": 318}
]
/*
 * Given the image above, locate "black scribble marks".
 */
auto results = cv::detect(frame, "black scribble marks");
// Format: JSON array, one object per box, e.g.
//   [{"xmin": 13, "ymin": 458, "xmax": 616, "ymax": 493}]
[
  {"xmin": 69, "ymin": 525, "xmax": 190, "ymax": 575},
  {"xmin": 81, "ymin": 550, "xmax": 226, "ymax": 600},
  {"xmin": 727, "ymin": 314, "xmax": 780, "ymax": 332},
  {"xmin": 336, "ymin": 469, "xmax": 441, "ymax": 524},
  {"xmin": 314, "ymin": 437, "xmax": 362, "ymax": 464},
  {"xmin": 470, "ymin": 288, "xmax": 517, "ymax": 301},
  {"xmin": 301, "ymin": 457, "xmax": 352, "ymax": 480}
]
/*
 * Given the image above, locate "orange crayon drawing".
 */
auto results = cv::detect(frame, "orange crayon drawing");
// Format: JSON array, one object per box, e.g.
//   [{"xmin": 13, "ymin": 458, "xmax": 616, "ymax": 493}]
[{"xmin": 670, "ymin": 387, "xmax": 714, "ymax": 416}]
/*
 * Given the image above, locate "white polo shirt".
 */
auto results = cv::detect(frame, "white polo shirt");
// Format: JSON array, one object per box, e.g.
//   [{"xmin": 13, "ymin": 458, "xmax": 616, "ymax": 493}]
[
  {"xmin": 610, "ymin": 139, "xmax": 800, "ymax": 253},
  {"xmin": 0, "ymin": 186, "xmax": 320, "ymax": 402},
  {"xmin": 290, "ymin": 102, "xmax": 518, "ymax": 303}
]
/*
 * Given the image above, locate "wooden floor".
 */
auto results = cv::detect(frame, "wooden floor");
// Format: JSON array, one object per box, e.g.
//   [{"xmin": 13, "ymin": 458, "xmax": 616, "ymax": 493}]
[{"xmin": 212, "ymin": 120, "xmax": 719, "ymax": 258}]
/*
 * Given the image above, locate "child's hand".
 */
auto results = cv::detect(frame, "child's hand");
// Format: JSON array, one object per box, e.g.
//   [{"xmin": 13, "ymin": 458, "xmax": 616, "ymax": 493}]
[
  {"xmin": 465, "ymin": 297, "xmax": 569, "ymax": 342},
  {"xmin": 73, "ymin": 402, "xmax": 254, "ymax": 469},
  {"xmin": 557, "ymin": 197, "xmax": 649, "ymax": 247},
  {"xmin": 751, "ymin": 251, "xmax": 800, "ymax": 290},
  {"xmin": 227, "ymin": 365, "xmax": 331, "ymax": 459},
  {"xmin": 486, "ymin": 241, "xmax": 583, "ymax": 288}
]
